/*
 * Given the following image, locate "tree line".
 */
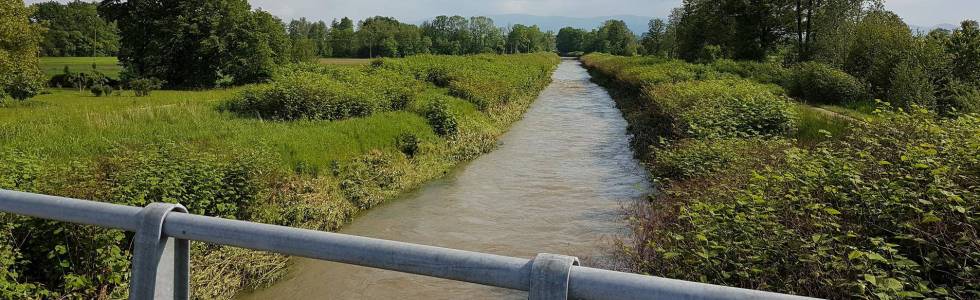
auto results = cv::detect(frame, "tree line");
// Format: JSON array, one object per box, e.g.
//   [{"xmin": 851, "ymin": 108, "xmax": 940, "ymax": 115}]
[
  {"xmin": 13, "ymin": 0, "xmax": 564, "ymax": 90},
  {"xmin": 628, "ymin": 0, "xmax": 980, "ymax": 115}
]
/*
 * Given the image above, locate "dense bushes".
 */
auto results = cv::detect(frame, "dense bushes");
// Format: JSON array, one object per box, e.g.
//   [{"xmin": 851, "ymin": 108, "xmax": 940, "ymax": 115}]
[
  {"xmin": 585, "ymin": 53, "xmax": 979, "ymax": 299},
  {"xmin": 223, "ymin": 72, "xmax": 380, "ymax": 121},
  {"xmin": 0, "ymin": 146, "xmax": 273, "ymax": 298},
  {"xmin": 224, "ymin": 53, "xmax": 558, "ymax": 121},
  {"xmin": 789, "ymin": 61, "xmax": 867, "ymax": 105},
  {"xmin": 645, "ymin": 79, "xmax": 795, "ymax": 138},
  {"xmin": 630, "ymin": 110, "xmax": 979, "ymax": 299}
]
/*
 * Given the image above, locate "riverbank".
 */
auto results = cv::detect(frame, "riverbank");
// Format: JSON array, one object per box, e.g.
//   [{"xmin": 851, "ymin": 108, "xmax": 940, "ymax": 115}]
[
  {"xmin": 0, "ymin": 53, "xmax": 559, "ymax": 299},
  {"xmin": 240, "ymin": 58, "xmax": 651, "ymax": 300},
  {"xmin": 581, "ymin": 53, "xmax": 979, "ymax": 299}
]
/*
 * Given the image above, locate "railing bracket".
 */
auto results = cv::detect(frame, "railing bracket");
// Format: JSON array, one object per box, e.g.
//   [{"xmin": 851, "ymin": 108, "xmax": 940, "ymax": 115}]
[
  {"xmin": 130, "ymin": 203, "xmax": 190, "ymax": 300},
  {"xmin": 530, "ymin": 253, "xmax": 579, "ymax": 300}
]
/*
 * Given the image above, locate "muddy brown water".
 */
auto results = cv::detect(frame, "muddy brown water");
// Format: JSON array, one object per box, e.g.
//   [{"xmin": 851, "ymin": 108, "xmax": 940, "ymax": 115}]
[{"xmin": 239, "ymin": 58, "xmax": 651, "ymax": 299}]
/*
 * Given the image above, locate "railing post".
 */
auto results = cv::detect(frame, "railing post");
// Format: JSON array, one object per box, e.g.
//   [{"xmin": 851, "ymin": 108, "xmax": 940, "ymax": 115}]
[
  {"xmin": 130, "ymin": 203, "xmax": 190, "ymax": 300},
  {"xmin": 530, "ymin": 253, "xmax": 579, "ymax": 300}
]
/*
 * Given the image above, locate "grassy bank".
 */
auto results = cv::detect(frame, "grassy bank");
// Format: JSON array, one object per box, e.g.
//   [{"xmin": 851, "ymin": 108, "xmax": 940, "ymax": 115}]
[
  {"xmin": 582, "ymin": 53, "xmax": 978, "ymax": 299},
  {"xmin": 0, "ymin": 53, "xmax": 560, "ymax": 299}
]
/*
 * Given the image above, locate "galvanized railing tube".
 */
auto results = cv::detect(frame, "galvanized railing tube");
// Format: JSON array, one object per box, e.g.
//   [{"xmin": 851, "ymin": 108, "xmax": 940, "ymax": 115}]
[{"xmin": 0, "ymin": 189, "xmax": 819, "ymax": 300}]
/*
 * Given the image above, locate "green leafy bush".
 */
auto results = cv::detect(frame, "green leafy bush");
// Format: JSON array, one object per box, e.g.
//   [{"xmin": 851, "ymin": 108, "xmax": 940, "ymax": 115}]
[
  {"xmin": 129, "ymin": 78, "xmax": 163, "ymax": 97},
  {"xmin": 650, "ymin": 138, "xmax": 789, "ymax": 181},
  {"xmin": 0, "ymin": 145, "xmax": 271, "ymax": 298},
  {"xmin": 628, "ymin": 109, "xmax": 979, "ymax": 299},
  {"xmin": 424, "ymin": 97, "xmax": 458, "ymax": 136},
  {"xmin": 89, "ymin": 84, "xmax": 112, "ymax": 97},
  {"xmin": 644, "ymin": 78, "xmax": 796, "ymax": 138},
  {"xmin": 789, "ymin": 61, "xmax": 867, "ymax": 105},
  {"xmin": 711, "ymin": 59, "xmax": 791, "ymax": 85},
  {"xmin": 223, "ymin": 72, "xmax": 379, "ymax": 121}
]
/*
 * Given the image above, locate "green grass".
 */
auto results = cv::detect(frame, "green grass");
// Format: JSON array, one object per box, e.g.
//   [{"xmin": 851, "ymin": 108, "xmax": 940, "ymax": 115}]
[
  {"xmin": 792, "ymin": 104, "xmax": 853, "ymax": 145},
  {"xmin": 819, "ymin": 100, "xmax": 878, "ymax": 120},
  {"xmin": 0, "ymin": 88, "xmax": 441, "ymax": 172},
  {"xmin": 38, "ymin": 57, "xmax": 122, "ymax": 79}
]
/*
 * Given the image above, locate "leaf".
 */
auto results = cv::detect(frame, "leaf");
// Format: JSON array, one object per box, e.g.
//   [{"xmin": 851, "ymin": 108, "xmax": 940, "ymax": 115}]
[
  {"xmin": 863, "ymin": 274, "xmax": 876, "ymax": 285},
  {"xmin": 823, "ymin": 207, "xmax": 841, "ymax": 215},
  {"xmin": 921, "ymin": 212, "xmax": 941, "ymax": 223},
  {"xmin": 866, "ymin": 252, "xmax": 886, "ymax": 262},
  {"xmin": 848, "ymin": 250, "xmax": 863, "ymax": 260}
]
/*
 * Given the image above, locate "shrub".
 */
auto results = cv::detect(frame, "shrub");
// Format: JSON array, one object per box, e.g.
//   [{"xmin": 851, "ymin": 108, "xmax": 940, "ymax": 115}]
[
  {"xmin": 644, "ymin": 78, "xmax": 797, "ymax": 138},
  {"xmin": 627, "ymin": 109, "xmax": 980, "ymax": 299},
  {"xmin": 650, "ymin": 138, "xmax": 789, "ymax": 181},
  {"xmin": 90, "ymin": 84, "xmax": 113, "ymax": 97},
  {"xmin": 888, "ymin": 59, "xmax": 937, "ymax": 110},
  {"xmin": 395, "ymin": 133, "xmax": 420, "ymax": 158},
  {"xmin": 222, "ymin": 72, "xmax": 378, "ymax": 121},
  {"xmin": 789, "ymin": 61, "xmax": 867, "ymax": 105},
  {"xmin": 939, "ymin": 80, "xmax": 980, "ymax": 115},
  {"xmin": 711, "ymin": 59, "xmax": 791, "ymax": 85},
  {"xmin": 0, "ymin": 145, "xmax": 270, "ymax": 298},
  {"xmin": 129, "ymin": 78, "xmax": 163, "ymax": 97},
  {"xmin": 424, "ymin": 97, "xmax": 458, "ymax": 136}
]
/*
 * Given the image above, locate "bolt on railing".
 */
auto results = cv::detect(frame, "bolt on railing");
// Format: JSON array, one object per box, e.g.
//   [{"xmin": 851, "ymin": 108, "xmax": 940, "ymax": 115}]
[{"xmin": 0, "ymin": 189, "xmax": 820, "ymax": 300}]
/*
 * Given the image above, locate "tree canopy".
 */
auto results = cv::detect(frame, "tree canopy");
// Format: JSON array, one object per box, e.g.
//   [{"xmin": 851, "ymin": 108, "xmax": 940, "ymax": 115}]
[
  {"xmin": 99, "ymin": 0, "xmax": 289, "ymax": 88},
  {"xmin": 1, "ymin": 0, "xmax": 45, "ymax": 101},
  {"xmin": 30, "ymin": 0, "xmax": 119, "ymax": 57}
]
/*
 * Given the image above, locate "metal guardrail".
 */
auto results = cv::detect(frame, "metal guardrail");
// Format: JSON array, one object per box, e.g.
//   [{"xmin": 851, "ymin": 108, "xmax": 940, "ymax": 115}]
[{"xmin": 0, "ymin": 189, "xmax": 819, "ymax": 300}]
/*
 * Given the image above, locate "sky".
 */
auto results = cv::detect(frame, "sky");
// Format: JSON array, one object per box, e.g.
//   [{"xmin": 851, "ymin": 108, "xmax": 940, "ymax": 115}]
[{"xmin": 25, "ymin": 0, "xmax": 979, "ymax": 27}]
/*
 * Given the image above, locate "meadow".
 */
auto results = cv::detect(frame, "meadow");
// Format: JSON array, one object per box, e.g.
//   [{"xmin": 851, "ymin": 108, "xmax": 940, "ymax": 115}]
[
  {"xmin": 0, "ymin": 53, "xmax": 560, "ymax": 299},
  {"xmin": 38, "ymin": 56, "xmax": 122, "ymax": 79},
  {"xmin": 582, "ymin": 53, "xmax": 979, "ymax": 299}
]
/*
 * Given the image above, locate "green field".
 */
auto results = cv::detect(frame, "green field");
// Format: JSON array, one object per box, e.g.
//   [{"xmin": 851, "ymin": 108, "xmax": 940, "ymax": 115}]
[
  {"xmin": 0, "ymin": 88, "xmax": 442, "ymax": 168},
  {"xmin": 38, "ymin": 56, "xmax": 122, "ymax": 79}
]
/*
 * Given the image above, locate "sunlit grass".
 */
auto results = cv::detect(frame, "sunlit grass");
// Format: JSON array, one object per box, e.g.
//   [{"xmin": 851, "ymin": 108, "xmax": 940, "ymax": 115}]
[
  {"xmin": 0, "ymin": 88, "xmax": 440, "ymax": 172},
  {"xmin": 39, "ymin": 56, "xmax": 122, "ymax": 79},
  {"xmin": 793, "ymin": 103, "xmax": 853, "ymax": 145}
]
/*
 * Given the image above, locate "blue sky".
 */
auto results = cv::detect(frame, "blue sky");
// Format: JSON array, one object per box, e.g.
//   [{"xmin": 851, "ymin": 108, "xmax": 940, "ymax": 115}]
[{"xmin": 26, "ymin": 0, "xmax": 979, "ymax": 27}]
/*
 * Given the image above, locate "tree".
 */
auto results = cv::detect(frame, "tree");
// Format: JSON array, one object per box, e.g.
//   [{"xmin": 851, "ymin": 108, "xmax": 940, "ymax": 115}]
[
  {"xmin": 948, "ymin": 20, "xmax": 980, "ymax": 87},
  {"xmin": 330, "ymin": 17, "xmax": 355, "ymax": 57},
  {"xmin": 593, "ymin": 20, "xmax": 638, "ymax": 56},
  {"xmin": 99, "ymin": 0, "xmax": 287, "ymax": 88},
  {"xmin": 422, "ymin": 15, "xmax": 470, "ymax": 55},
  {"xmin": 355, "ymin": 16, "xmax": 402, "ymax": 58},
  {"xmin": 675, "ymin": 0, "xmax": 790, "ymax": 61},
  {"xmin": 556, "ymin": 27, "xmax": 586, "ymax": 54},
  {"xmin": 1, "ymin": 0, "xmax": 45, "ymax": 101},
  {"xmin": 222, "ymin": 10, "xmax": 289, "ymax": 85},
  {"xmin": 888, "ymin": 58, "xmax": 936, "ymax": 110},
  {"xmin": 807, "ymin": 0, "xmax": 867, "ymax": 66},
  {"xmin": 845, "ymin": 9, "xmax": 914, "ymax": 98},
  {"xmin": 505, "ymin": 24, "xmax": 553, "ymax": 54},
  {"xmin": 288, "ymin": 18, "xmax": 332, "ymax": 59},
  {"xmin": 30, "ymin": 0, "xmax": 120, "ymax": 57},
  {"xmin": 641, "ymin": 19, "xmax": 668, "ymax": 56},
  {"xmin": 467, "ymin": 16, "xmax": 504, "ymax": 53}
]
